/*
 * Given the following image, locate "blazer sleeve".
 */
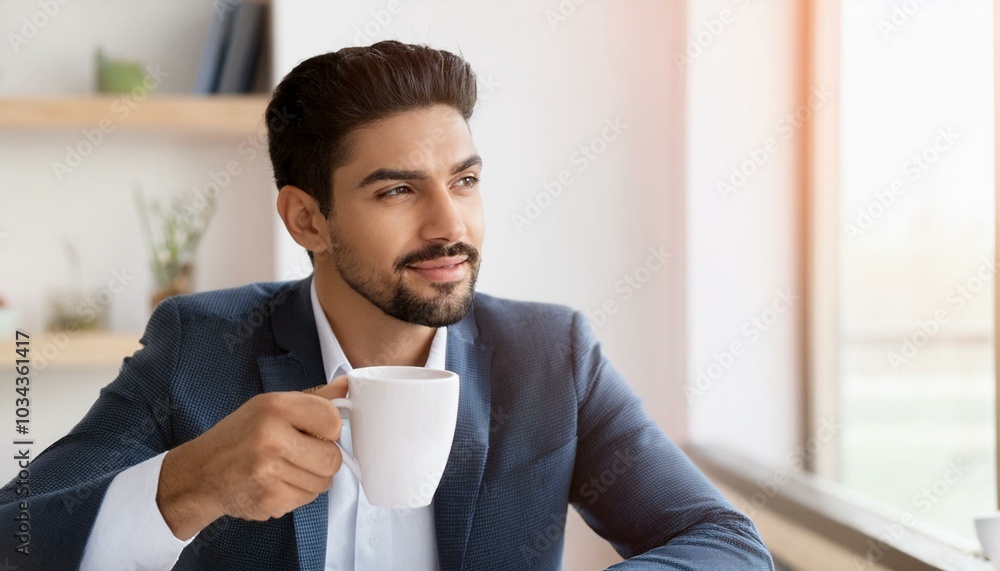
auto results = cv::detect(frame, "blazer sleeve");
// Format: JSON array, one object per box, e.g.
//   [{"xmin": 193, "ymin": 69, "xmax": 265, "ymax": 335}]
[
  {"xmin": 567, "ymin": 310, "xmax": 775, "ymax": 570},
  {"xmin": 0, "ymin": 297, "xmax": 182, "ymax": 570}
]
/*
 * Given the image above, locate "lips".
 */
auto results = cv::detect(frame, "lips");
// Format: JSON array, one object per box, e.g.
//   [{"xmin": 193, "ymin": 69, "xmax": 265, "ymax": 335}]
[
  {"xmin": 406, "ymin": 255, "xmax": 468, "ymax": 270},
  {"xmin": 406, "ymin": 256, "xmax": 469, "ymax": 283}
]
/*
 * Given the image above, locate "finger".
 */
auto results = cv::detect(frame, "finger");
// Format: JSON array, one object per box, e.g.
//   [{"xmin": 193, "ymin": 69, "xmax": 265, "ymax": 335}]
[
  {"xmin": 278, "ymin": 429, "xmax": 344, "ymax": 478},
  {"xmin": 275, "ymin": 391, "xmax": 343, "ymax": 441},
  {"xmin": 301, "ymin": 375, "xmax": 348, "ymax": 400},
  {"xmin": 275, "ymin": 458, "xmax": 336, "ymax": 495},
  {"xmin": 254, "ymin": 480, "xmax": 324, "ymax": 520}
]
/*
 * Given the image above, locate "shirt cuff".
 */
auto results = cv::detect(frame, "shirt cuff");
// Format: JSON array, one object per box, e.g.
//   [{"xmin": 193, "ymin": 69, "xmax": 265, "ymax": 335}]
[{"xmin": 81, "ymin": 451, "xmax": 199, "ymax": 571}]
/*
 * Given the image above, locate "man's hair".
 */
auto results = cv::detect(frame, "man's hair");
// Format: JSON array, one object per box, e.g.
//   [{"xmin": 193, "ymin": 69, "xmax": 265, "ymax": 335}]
[{"xmin": 265, "ymin": 40, "xmax": 479, "ymax": 265}]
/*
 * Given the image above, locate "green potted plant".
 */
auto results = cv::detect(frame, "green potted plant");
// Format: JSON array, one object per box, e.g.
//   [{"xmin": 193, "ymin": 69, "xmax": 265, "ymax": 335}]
[
  {"xmin": 96, "ymin": 47, "xmax": 150, "ymax": 94},
  {"xmin": 133, "ymin": 184, "xmax": 216, "ymax": 309}
]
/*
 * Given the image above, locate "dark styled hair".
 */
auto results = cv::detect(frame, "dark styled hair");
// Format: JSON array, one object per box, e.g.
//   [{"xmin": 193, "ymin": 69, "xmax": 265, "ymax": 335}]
[{"xmin": 265, "ymin": 40, "xmax": 479, "ymax": 265}]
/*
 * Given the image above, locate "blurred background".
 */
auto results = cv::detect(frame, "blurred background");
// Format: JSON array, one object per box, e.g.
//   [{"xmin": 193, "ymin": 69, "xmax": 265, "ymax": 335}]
[{"xmin": 0, "ymin": 0, "xmax": 996, "ymax": 569}]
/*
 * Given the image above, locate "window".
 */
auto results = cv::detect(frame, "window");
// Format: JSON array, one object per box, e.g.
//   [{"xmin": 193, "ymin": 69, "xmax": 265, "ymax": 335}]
[{"xmin": 819, "ymin": 0, "xmax": 995, "ymax": 543}]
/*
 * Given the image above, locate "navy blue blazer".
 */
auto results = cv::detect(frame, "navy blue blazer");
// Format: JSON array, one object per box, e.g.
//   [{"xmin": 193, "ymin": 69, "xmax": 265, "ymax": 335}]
[{"xmin": 0, "ymin": 275, "xmax": 773, "ymax": 570}]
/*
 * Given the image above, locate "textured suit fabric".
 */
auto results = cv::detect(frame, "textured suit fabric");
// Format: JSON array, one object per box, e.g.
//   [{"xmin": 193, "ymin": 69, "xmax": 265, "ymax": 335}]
[{"xmin": 0, "ymin": 275, "xmax": 774, "ymax": 570}]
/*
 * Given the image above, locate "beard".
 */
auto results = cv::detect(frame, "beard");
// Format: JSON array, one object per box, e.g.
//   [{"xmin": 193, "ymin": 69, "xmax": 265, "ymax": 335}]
[{"xmin": 326, "ymin": 224, "xmax": 480, "ymax": 327}]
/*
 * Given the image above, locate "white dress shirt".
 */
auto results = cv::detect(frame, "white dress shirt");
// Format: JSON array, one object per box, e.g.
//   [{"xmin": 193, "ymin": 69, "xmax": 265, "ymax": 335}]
[{"xmin": 81, "ymin": 279, "xmax": 444, "ymax": 570}]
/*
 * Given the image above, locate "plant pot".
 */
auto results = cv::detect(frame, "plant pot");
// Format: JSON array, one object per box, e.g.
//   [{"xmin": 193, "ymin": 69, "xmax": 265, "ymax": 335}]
[{"xmin": 150, "ymin": 263, "xmax": 194, "ymax": 309}]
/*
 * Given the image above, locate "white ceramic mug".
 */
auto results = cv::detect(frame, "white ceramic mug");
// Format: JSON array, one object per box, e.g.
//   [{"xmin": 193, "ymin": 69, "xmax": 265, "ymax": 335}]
[
  {"xmin": 330, "ymin": 366, "xmax": 460, "ymax": 508},
  {"xmin": 976, "ymin": 511, "xmax": 1000, "ymax": 564}
]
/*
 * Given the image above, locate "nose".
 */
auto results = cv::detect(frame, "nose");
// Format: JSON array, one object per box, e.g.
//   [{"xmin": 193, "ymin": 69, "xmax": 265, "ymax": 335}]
[{"xmin": 419, "ymin": 185, "xmax": 467, "ymax": 244}]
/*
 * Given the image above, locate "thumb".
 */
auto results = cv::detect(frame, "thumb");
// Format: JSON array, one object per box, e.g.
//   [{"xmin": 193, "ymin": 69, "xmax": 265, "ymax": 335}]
[{"xmin": 302, "ymin": 374, "xmax": 348, "ymax": 400}]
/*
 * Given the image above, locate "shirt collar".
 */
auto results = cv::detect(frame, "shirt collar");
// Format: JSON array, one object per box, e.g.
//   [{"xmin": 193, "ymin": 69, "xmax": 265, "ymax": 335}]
[{"xmin": 310, "ymin": 276, "xmax": 448, "ymax": 382}]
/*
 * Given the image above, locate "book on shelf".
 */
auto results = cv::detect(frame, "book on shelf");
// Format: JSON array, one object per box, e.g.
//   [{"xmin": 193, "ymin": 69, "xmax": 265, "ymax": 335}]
[
  {"xmin": 193, "ymin": 1, "xmax": 265, "ymax": 94},
  {"xmin": 217, "ymin": 2, "xmax": 265, "ymax": 93},
  {"xmin": 192, "ymin": 3, "xmax": 235, "ymax": 93}
]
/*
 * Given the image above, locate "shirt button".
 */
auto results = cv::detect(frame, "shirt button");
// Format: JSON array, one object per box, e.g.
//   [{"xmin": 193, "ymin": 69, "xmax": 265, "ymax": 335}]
[{"xmin": 369, "ymin": 536, "xmax": 380, "ymax": 547}]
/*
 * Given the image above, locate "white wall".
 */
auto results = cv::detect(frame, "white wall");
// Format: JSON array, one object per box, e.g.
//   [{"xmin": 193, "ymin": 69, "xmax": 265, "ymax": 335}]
[{"xmin": 684, "ymin": 0, "xmax": 801, "ymax": 465}]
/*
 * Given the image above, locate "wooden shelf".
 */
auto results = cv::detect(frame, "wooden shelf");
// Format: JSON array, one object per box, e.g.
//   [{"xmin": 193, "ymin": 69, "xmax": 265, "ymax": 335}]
[
  {"xmin": 0, "ymin": 95, "xmax": 269, "ymax": 135},
  {"xmin": 2, "ymin": 332, "xmax": 143, "ymax": 370}
]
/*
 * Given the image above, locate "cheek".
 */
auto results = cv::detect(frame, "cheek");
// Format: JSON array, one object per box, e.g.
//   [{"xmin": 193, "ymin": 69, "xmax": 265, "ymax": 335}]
[
  {"xmin": 339, "ymin": 200, "xmax": 402, "ymax": 239},
  {"xmin": 462, "ymin": 197, "xmax": 485, "ymax": 242},
  {"xmin": 358, "ymin": 218, "xmax": 414, "ymax": 266},
  {"xmin": 333, "ymin": 208, "xmax": 400, "ymax": 262}
]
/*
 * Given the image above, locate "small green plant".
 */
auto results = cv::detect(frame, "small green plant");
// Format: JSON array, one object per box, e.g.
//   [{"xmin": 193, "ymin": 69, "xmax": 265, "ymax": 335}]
[{"xmin": 133, "ymin": 183, "xmax": 216, "ymax": 295}]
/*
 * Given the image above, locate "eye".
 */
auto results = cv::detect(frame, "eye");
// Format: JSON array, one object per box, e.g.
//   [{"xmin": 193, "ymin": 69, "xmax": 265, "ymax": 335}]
[
  {"xmin": 378, "ymin": 185, "xmax": 412, "ymax": 199},
  {"xmin": 457, "ymin": 175, "xmax": 480, "ymax": 188}
]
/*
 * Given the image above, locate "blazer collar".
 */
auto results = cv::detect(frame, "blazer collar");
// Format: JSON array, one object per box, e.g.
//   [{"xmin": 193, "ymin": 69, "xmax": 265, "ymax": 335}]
[
  {"xmin": 256, "ymin": 274, "xmax": 492, "ymax": 571},
  {"xmin": 258, "ymin": 274, "xmax": 326, "ymax": 393}
]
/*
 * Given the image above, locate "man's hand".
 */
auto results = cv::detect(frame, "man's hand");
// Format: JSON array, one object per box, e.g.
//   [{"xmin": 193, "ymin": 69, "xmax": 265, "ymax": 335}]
[{"xmin": 155, "ymin": 376, "xmax": 349, "ymax": 540}]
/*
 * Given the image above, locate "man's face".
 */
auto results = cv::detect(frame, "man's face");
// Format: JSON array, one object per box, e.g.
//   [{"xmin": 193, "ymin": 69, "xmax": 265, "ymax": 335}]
[{"xmin": 323, "ymin": 104, "xmax": 484, "ymax": 327}]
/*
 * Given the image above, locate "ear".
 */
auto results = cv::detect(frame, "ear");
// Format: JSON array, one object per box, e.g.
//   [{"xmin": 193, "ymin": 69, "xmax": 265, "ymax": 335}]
[{"xmin": 276, "ymin": 185, "xmax": 331, "ymax": 257}]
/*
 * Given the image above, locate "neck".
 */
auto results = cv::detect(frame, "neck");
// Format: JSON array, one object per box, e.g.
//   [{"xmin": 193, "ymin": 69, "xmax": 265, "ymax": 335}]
[{"xmin": 313, "ymin": 265, "xmax": 436, "ymax": 369}]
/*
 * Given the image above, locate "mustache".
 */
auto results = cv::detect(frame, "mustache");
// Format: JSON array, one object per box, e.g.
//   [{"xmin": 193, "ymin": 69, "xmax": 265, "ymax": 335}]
[{"xmin": 395, "ymin": 242, "xmax": 480, "ymax": 271}]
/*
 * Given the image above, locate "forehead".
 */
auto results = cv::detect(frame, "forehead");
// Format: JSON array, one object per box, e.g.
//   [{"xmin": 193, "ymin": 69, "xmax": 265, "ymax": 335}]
[{"xmin": 339, "ymin": 104, "xmax": 476, "ymax": 180}]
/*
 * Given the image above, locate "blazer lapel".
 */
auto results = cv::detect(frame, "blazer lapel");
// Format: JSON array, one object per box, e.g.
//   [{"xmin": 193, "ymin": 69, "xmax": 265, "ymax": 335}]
[
  {"xmin": 258, "ymin": 274, "xmax": 326, "ymax": 393},
  {"xmin": 256, "ymin": 275, "xmax": 330, "ymax": 571},
  {"xmin": 435, "ymin": 302, "xmax": 493, "ymax": 570}
]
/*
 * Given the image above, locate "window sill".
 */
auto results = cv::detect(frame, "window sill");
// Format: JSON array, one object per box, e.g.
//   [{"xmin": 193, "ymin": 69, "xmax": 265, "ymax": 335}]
[{"xmin": 685, "ymin": 445, "xmax": 994, "ymax": 571}]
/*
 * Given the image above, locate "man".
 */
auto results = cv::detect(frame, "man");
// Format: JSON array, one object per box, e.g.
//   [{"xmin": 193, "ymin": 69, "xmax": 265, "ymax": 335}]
[{"xmin": 0, "ymin": 41, "xmax": 774, "ymax": 570}]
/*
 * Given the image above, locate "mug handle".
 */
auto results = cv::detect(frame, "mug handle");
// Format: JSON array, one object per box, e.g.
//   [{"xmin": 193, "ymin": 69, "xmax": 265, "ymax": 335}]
[{"xmin": 329, "ymin": 398, "xmax": 363, "ymax": 482}]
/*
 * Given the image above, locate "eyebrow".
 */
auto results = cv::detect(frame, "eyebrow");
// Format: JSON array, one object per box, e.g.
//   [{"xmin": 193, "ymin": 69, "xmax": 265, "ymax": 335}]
[{"xmin": 356, "ymin": 154, "xmax": 483, "ymax": 189}]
